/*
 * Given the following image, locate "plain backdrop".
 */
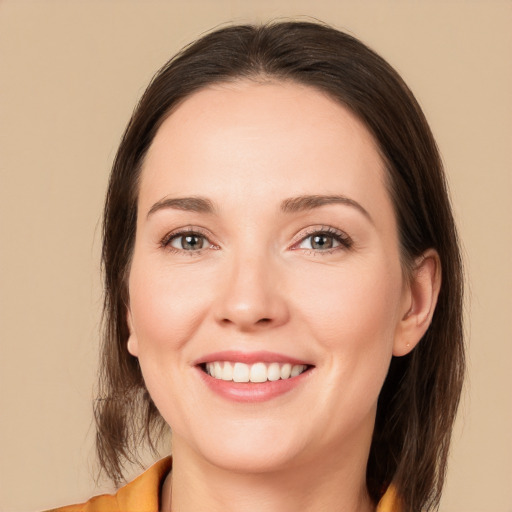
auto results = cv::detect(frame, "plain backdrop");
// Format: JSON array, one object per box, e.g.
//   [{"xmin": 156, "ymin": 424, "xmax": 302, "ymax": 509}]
[{"xmin": 1, "ymin": 1, "xmax": 511, "ymax": 511}]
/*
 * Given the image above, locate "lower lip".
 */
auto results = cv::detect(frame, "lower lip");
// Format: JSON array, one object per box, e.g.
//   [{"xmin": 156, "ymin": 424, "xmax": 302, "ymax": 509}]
[{"xmin": 196, "ymin": 367, "xmax": 312, "ymax": 403}]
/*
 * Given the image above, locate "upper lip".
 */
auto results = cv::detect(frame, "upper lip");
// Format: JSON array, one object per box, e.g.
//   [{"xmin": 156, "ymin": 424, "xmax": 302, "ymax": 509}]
[{"xmin": 192, "ymin": 350, "xmax": 313, "ymax": 366}]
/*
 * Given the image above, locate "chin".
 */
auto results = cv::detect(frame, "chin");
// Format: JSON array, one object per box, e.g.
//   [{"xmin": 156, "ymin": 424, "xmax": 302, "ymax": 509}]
[
  {"xmin": 204, "ymin": 443, "xmax": 301, "ymax": 475},
  {"xmin": 179, "ymin": 418, "xmax": 310, "ymax": 474}
]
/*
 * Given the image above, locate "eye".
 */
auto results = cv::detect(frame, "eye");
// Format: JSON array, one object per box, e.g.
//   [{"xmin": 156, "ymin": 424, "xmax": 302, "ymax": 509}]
[
  {"xmin": 294, "ymin": 227, "xmax": 353, "ymax": 252},
  {"xmin": 300, "ymin": 233, "xmax": 339, "ymax": 250},
  {"xmin": 161, "ymin": 229, "xmax": 215, "ymax": 253},
  {"xmin": 170, "ymin": 233, "xmax": 207, "ymax": 250}
]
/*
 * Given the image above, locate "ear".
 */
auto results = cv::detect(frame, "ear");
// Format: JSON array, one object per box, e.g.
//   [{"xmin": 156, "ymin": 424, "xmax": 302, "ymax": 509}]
[
  {"xmin": 126, "ymin": 309, "xmax": 139, "ymax": 357},
  {"xmin": 393, "ymin": 249, "xmax": 441, "ymax": 356}
]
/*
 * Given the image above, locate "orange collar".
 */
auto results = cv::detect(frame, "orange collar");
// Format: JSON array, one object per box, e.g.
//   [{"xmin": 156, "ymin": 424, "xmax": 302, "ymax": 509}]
[{"xmin": 48, "ymin": 457, "xmax": 400, "ymax": 512}]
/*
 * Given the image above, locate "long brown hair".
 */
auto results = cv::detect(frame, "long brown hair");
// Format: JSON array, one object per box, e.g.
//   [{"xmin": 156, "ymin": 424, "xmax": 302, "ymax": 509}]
[{"xmin": 95, "ymin": 21, "xmax": 464, "ymax": 511}]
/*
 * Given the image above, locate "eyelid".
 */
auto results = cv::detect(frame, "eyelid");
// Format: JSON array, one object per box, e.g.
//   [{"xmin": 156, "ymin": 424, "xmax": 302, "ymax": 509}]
[
  {"xmin": 159, "ymin": 225, "xmax": 219, "ymax": 252},
  {"xmin": 158, "ymin": 224, "xmax": 352, "ymax": 254},
  {"xmin": 290, "ymin": 225, "xmax": 353, "ymax": 251}
]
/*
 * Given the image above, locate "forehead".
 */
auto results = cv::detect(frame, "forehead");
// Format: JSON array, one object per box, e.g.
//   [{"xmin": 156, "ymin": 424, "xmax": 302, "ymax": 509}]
[{"xmin": 139, "ymin": 80, "xmax": 390, "ymax": 217}]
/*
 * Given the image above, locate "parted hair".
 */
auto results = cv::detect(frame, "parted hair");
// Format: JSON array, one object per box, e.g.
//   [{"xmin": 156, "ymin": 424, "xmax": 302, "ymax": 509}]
[{"xmin": 95, "ymin": 21, "xmax": 464, "ymax": 512}]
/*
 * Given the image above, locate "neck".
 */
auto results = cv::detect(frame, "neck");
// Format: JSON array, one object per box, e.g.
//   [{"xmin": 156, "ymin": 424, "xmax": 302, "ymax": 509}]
[{"xmin": 164, "ymin": 437, "xmax": 375, "ymax": 512}]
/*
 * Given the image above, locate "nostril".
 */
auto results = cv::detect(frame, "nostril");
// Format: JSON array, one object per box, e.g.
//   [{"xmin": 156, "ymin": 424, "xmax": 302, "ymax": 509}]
[{"xmin": 221, "ymin": 317, "xmax": 272, "ymax": 325}]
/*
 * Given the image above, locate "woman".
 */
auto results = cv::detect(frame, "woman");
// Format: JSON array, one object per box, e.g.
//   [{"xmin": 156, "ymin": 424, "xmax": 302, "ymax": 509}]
[{"xmin": 50, "ymin": 21, "xmax": 464, "ymax": 512}]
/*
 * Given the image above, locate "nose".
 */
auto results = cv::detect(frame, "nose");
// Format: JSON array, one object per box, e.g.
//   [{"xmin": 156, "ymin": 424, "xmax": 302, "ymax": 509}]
[{"xmin": 214, "ymin": 251, "xmax": 290, "ymax": 332}]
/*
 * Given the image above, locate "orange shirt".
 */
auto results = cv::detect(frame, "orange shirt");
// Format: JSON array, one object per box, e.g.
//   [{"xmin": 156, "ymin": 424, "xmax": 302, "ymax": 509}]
[{"xmin": 46, "ymin": 457, "xmax": 400, "ymax": 512}]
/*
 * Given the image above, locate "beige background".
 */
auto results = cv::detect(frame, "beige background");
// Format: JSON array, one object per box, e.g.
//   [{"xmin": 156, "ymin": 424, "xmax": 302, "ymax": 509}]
[{"xmin": 1, "ymin": 1, "xmax": 511, "ymax": 511}]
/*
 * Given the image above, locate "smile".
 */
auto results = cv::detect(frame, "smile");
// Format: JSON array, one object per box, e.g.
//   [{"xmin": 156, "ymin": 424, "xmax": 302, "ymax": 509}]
[
  {"xmin": 204, "ymin": 361, "xmax": 309, "ymax": 383},
  {"xmin": 195, "ymin": 351, "xmax": 314, "ymax": 402}
]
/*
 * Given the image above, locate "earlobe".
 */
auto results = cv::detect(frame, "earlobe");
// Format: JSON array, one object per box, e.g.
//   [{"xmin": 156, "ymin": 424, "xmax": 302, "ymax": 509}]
[
  {"xmin": 393, "ymin": 249, "xmax": 441, "ymax": 357},
  {"xmin": 127, "ymin": 334, "xmax": 139, "ymax": 357},
  {"xmin": 126, "ymin": 310, "xmax": 139, "ymax": 357}
]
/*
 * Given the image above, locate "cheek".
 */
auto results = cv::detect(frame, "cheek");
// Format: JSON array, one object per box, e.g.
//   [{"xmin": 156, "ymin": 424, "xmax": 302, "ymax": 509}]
[
  {"xmin": 128, "ymin": 260, "xmax": 214, "ymax": 353},
  {"xmin": 127, "ymin": 261, "xmax": 213, "ymax": 429},
  {"xmin": 293, "ymin": 261, "xmax": 403, "ymax": 351},
  {"xmin": 291, "ymin": 257, "xmax": 404, "ymax": 418}
]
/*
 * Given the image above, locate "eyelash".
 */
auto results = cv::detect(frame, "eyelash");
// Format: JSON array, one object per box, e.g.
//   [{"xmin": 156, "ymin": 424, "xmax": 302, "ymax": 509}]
[
  {"xmin": 160, "ymin": 226, "xmax": 217, "ymax": 255},
  {"xmin": 291, "ymin": 226, "xmax": 353, "ymax": 254},
  {"xmin": 160, "ymin": 225, "xmax": 353, "ymax": 255}
]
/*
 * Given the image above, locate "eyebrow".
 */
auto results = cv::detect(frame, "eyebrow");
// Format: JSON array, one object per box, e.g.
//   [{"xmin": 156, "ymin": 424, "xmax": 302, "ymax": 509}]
[
  {"xmin": 280, "ymin": 194, "xmax": 373, "ymax": 222},
  {"xmin": 147, "ymin": 196, "xmax": 216, "ymax": 217},
  {"xmin": 147, "ymin": 194, "xmax": 372, "ymax": 222}
]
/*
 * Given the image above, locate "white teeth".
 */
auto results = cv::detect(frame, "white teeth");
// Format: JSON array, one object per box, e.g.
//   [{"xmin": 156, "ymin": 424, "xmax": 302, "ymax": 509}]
[
  {"xmin": 290, "ymin": 364, "xmax": 304, "ymax": 377},
  {"xmin": 204, "ymin": 361, "xmax": 308, "ymax": 382},
  {"xmin": 280, "ymin": 363, "xmax": 292, "ymax": 379},
  {"xmin": 249, "ymin": 362, "xmax": 267, "ymax": 383},
  {"xmin": 267, "ymin": 362, "xmax": 281, "ymax": 381},
  {"xmin": 221, "ymin": 362, "xmax": 233, "ymax": 381},
  {"xmin": 214, "ymin": 362, "xmax": 223, "ymax": 379},
  {"xmin": 233, "ymin": 362, "xmax": 250, "ymax": 382}
]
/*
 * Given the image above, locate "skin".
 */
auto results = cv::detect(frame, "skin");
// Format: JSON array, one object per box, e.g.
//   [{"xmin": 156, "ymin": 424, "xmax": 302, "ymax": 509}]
[{"xmin": 127, "ymin": 81, "xmax": 440, "ymax": 512}]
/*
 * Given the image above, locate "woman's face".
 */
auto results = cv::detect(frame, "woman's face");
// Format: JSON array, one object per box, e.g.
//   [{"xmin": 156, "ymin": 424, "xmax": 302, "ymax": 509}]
[{"xmin": 127, "ymin": 81, "xmax": 413, "ymax": 473}]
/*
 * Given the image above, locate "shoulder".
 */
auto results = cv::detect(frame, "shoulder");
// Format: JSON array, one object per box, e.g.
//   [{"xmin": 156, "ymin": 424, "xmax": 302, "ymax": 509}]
[
  {"xmin": 44, "ymin": 457, "xmax": 173, "ymax": 512},
  {"xmin": 376, "ymin": 484, "xmax": 402, "ymax": 512},
  {"xmin": 45, "ymin": 493, "xmax": 118, "ymax": 512}
]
